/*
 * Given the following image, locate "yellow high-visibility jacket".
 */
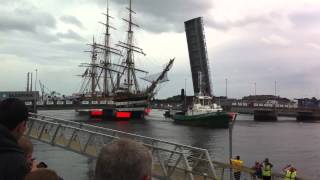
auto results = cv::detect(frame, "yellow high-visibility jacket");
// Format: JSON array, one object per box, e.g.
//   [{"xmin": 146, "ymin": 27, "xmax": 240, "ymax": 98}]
[
  {"xmin": 262, "ymin": 164, "xmax": 272, "ymax": 177},
  {"xmin": 284, "ymin": 170, "xmax": 297, "ymax": 180},
  {"xmin": 231, "ymin": 159, "xmax": 243, "ymax": 172}
]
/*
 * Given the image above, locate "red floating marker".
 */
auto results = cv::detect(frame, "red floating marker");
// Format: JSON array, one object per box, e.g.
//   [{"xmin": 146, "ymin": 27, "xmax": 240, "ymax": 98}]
[{"xmin": 116, "ymin": 111, "xmax": 131, "ymax": 119}]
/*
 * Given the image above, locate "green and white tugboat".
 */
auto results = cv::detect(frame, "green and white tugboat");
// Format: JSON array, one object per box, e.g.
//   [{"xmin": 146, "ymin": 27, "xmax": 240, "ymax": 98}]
[
  {"xmin": 173, "ymin": 73, "xmax": 236, "ymax": 128},
  {"xmin": 173, "ymin": 95, "xmax": 235, "ymax": 128}
]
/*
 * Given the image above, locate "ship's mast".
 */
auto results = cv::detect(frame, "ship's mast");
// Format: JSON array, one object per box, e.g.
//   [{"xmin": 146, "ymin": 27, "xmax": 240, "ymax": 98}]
[
  {"xmin": 90, "ymin": 37, "xmax": 98, "ymax": 98},
  {"xmin": 127, "ymin": 0, "xmax": 133, "ymax": 92},
  {"xmin": 100, "ymin": 0, "xmax": 116, "ymax": 96},
  {"xmin": 91, "ymin": 0, "xmax": 123, "ymax": 97},
  {"xmin": 81, "ymin": 36, "xmax": 100, "ymax": 98},
  {"xmin": 117, "ymin": 0, "xmax": 146, "ymax": 93}
]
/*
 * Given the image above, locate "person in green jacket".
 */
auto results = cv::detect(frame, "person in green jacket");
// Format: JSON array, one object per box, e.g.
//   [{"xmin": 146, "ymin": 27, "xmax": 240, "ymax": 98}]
[
  {"xmin": 283, "ymin": 165, "xmax": 297, "ymax": 180},
  {"xmin": 262, "ymin": 158, "xmax": 273, "ymax": 180}
]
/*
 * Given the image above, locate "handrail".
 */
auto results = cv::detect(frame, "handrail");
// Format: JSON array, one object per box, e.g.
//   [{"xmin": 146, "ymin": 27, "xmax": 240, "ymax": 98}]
[
  {"xmin": 27, "ymin": 113, "xmax": 308, "ymax": 180},
  {"xmin": 29, "ymin": 112, "xmax": 208, "ymax": 151},
  {"xmin": 27, "ymin": 113, "xmax": 219, "ymax": 179}
]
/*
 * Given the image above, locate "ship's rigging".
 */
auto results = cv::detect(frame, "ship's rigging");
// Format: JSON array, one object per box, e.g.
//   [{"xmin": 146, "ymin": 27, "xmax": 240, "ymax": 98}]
[{"xmin": 78, "ymin": 0, "xmax": 174, "ymax": 100}]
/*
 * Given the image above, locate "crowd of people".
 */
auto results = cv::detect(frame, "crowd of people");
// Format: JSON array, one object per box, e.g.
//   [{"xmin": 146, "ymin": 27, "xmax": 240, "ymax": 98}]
[
  {"xmin": 231, "ymin": 155, "xmax": 298, "ymax": 180},
  {"xmin": 0, "ymin": 98, "xmax": 153, "ymax": 180}
]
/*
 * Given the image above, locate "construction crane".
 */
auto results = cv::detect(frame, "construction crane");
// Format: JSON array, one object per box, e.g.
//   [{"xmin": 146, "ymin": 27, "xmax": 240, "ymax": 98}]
[{"xmin": 38, "ymin": 80, "xmax": 62, "ymax": 101}]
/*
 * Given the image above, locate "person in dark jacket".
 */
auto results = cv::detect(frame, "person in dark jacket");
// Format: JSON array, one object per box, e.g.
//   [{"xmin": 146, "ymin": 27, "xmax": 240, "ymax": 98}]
[{"xmin": 0, "ymin": 98, "xmax": 30, "ymax": 180}]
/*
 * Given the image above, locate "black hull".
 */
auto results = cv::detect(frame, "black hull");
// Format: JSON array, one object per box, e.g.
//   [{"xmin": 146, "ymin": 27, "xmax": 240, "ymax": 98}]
[
  {"xmin": 296, "ymin": 111, "xmax": 320, "ymax": 122},
  {"xmin": 254, "ymin": 110, "xmax": 278, "ymax": 121}
]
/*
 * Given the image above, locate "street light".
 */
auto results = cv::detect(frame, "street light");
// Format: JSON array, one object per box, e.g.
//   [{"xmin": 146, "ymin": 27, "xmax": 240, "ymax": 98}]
[
  {"xmin": 254, "ymin": 82, "xmax": 256, "ymax": 96},
  {"xmin": 184, "ymin": 78, "xmax": 187, "ymax": 109},
  {"xmin": 35, "ymin": 69, "xmax": 38, "ymax": 91},
  {"xmin": 225, "ymin": 78, "xmax": 228, "ymax": 98},
  {"xmin": 229, "ymin": 114, "xmax": 237, "ymax": 180},
  {"xmin": 274, "ymin": 80, "xmax": 277, "ymax": 96}
]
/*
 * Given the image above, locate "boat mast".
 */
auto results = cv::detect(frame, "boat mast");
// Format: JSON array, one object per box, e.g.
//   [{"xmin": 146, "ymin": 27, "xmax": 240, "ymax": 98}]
[
  {"xmin": 125, "ymin": 0, "xmax": 134, "ymax": 93},
  {"xmin": 91, "ymin": 37, "xmax": 97, "ymax": 98},
  {"xmin": 82, "ymin": 36, "xmax": 99, "ymax": 98},
  {"xmin": 101, "ymin": 0, "xmax": 115, "ymax": 96},
  {"xmin": 117, "ymin": 0, "xmax": 145, "ymax": 93},
  {"xmin": 92, "ymin": 0, "xmax": 123, "ymax": 97}
]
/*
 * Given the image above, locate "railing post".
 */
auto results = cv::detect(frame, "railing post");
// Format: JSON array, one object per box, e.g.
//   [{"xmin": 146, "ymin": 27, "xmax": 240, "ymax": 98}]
[
  {"xmin": 229, "ymin": 114, "xmax": 237, "ymax": 180},
  {"xmin": 51, "ymin": 124, "xmax": 61, "ymax": 145}
]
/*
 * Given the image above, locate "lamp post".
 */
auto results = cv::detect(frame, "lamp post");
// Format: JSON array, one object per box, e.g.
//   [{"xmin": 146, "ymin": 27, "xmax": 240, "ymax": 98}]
[
  {"xmin": 229, "ymin": 114, "xmax": 236, "ymax": 180},
  {"xmin": 254, "ymin": 82, "xmax": 256, "ymax": 96},
  {"xmin": 225, "ymin": 78, "xmax": 228, "ymax": 98},
  {"xmin": 184, "ymin": 78, "xmax": 187, "ymax": 109},
  {"xmin": 35, "ymin": 69, "xmax": 38, "ymax": 91},
  {"xmin": 274, "ymin": 80, "xmax": 277, "ymax": 96}
]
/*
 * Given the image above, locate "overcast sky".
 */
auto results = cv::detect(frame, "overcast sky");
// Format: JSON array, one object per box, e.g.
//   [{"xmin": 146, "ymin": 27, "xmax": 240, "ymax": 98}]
[{"xmin": 1, "ymin": 0, "xmax": 320, "ymax": 99}]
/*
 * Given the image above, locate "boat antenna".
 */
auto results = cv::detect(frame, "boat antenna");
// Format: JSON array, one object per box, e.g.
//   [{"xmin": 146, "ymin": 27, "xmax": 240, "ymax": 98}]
[{"xmin": 198, "ymin": 71, "xmax": 203, "ymax": 96}]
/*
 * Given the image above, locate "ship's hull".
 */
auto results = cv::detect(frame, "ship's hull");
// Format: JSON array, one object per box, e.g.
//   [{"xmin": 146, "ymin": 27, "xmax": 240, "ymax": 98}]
[
  {"xmin": 253, "ymin": 110, "xmax": 278, "ymax": 121},
  {"xmin": 173, "ymin": 111, "xmax": 232, "ymax": 128},
  {"xmin": 113, "ymin": 94, "xmax": 149, "ymax": 120},
  {"xmin": 296, "ymin": 111, "xmax": 320, "ymax": 122}
]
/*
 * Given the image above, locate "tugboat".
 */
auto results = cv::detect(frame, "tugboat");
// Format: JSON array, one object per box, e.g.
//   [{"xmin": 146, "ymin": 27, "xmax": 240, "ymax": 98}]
[
  {"xmin": 172, "ymin": 73, "xmax": 236, "ymax": 128},
  {"xmin": 172, "ymin": 95, "xmax": 235, "ymax": 128}
]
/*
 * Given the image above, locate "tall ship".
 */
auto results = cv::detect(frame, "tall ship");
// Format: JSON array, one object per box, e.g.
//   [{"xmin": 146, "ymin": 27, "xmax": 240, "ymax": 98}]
[{"xmin": 77, "ymin": 0, "xmax": 174, "ymax": 119}]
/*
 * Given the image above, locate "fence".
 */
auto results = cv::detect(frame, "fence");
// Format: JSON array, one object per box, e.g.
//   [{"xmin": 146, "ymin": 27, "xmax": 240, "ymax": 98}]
[{"xmin": 26, "ymin": 113, "xmax": 306, "ymax": 180}]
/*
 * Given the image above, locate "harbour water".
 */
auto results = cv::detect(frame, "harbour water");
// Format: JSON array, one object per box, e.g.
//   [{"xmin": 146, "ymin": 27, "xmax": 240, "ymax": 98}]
[{"xmin": 33, "ymin": 109, "xmax": 320, "ymax": 180}]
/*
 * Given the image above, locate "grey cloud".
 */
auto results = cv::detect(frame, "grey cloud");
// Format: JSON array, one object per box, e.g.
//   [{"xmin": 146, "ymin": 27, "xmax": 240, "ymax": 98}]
[
  {"xmin": 205, "ymin": 19, "xmax": 229, "ymax": 31},
  {"xmin": 0, "ymin": 7, "xmax": 56, "ymax": 33},
  {"xmin": 0, "ymin": 33, "xmax": 86, "ymax": 66},
  {"xmin": 60, "ymin": 15, "xmax": 84, "ymax": 29},
  {"xmin": 92, "ymin": 0, "xmax": 272, "ymax": 33},
  {"xmin": 289, "ymin": 10, "xmax": 320, "ymax": 27},
  {"xmin": 206, "ymin": 15, "xmax": 271, "ymax": 31},
  {"xmin": 1, "ymin": 0, "xmax": 22, "ymax": 5},
  {"xmin": 93, "ymin": 0, "xmax": 214, "ymax": 33},
  {"xmin": 57, "ymin": 30, "xmax": 85, "ymax": 41},
  {"xmin": 208, "ymin": 40, "xmax": 319, "ymax": 98}
]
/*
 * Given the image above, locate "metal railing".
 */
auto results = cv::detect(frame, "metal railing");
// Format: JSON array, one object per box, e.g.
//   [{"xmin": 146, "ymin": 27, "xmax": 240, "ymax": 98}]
[
  {"xmin": 27, "ymin": 113, "xmax": 218, "ymax": 180},
  {"xmin": 26, "ymin": 113, "xmax": 307, "ymax": 180}
]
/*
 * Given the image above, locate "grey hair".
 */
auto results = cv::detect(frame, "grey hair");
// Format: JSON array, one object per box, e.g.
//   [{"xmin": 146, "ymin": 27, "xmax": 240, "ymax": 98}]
[{"xmin": 94, "ymin": 138, "xmax": 152, "ymax": 180}]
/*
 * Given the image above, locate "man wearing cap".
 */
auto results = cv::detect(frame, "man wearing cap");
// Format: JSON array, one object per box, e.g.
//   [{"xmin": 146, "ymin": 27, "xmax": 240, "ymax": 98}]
[
  {"xmin": 0, "ymin": 98, "xmax": 30, "ymax": 180},
  {"xmin": 283, "ymin": 165, "xmax": 297, "ymax": 180}
]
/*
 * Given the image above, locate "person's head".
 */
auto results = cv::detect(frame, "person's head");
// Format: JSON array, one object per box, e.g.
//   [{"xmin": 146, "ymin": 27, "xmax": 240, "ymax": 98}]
[
  {"xmin": 255, "ymin": 161, "xmax": 259, "ymax": 165},
  {"xmin": 95, "ymin": 138, "xmax": 152, "ymax": 180},
  {"xmin": 289, "ymin": 166, "xmax": 296, "ymax": 172},
  {"xmin": 236, "ymin": 155, "xmax": 240, "ymax": 160},
  {"xmin": 264, "ymin": 158, "xmax": 269, "ymax": 163},
  {"xmin": 0, "ymin": 98, "xmax": 29, "ymax": 140},
  {"xmin": 18, "ymin": 136, "xmax": 34, "ymax": 162},
  {"xmin": 24, "ymin": 168, "xmax": 59, "ymax": 180}
]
